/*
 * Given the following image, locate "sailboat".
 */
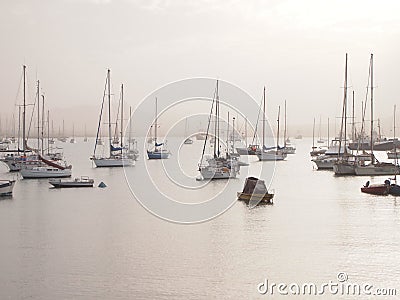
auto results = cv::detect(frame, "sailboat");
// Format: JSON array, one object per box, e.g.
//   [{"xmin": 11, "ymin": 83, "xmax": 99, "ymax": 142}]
[
  {"xmin": 147, "ymin": 97, "xmax": 171, "ymax": 159},
  {"xmin": 91, "ymin": 70, "xmax": 135, "ymax": 167},
  {"xmin": 256, "ymin": 87, "xmax": 287, "ymax": 161},
  {"xmin": 354, "ymin": 54, "xmax": 400, "ymax": 176},
  {"xmin": 334, "ymin": 53, "xmax": 357, "ymax": 175},
  {"xmin": 198, "ymin": 80, "xmax": 240, "ymax": 180},
  {"xmin": 235, "ymin": 103, "xmax": 261, "ymax": 155},
  {"xmin": 0, "ymin": 180, "xmax": 15, "ymax": 196},
  {"xmin": 69, "ymin": 124, "xmax": 76, "ymax": 143},
  {"xmin": 20, "ymin": 79, "xmax": 72, "ymax": 179},
  {"xmin": 282, "ymin": 100, "xmax": 296, "ymax": 154}
]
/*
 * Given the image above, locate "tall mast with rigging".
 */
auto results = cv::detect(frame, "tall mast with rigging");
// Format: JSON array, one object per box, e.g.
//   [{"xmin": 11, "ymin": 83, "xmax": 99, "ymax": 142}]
[
  {"xmin": 154, "ymin": 97, "xmax": 158, "ymax": 148},
  {"xmin": 120, "ymin": 84, "xmax": 124, "ymax": 153},
  {"xmin": 22, "ymin": 65, "xmax": 26, "ymax": 154},
  {"xmin": 370, "ymin": 54, "xmax": 374, "ymax": 163},
  {"xmin": 276, "ymin": 106, "xmax": 281, "ymax": 149},
  {"xmin": 262, "ymin": 86, "xmax": 266, "ymax": 149},
  {"xmin": 107, "ymin": 69, "xmax": 112, "ymax": 156}
]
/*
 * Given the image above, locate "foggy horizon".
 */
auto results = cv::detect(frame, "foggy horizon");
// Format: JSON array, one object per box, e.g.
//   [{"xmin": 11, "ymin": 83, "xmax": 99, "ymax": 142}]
[{"xmin": 1, "ymin": 0, "xmax": 400, "ymax": 138}]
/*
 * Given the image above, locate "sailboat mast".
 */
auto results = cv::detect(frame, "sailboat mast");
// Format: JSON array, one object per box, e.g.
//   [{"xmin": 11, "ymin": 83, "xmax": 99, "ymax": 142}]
[
  {"xmin": 263, "ymin": 86, "xmax": 266, "ymax": 149},
  {"xmin": 312, "ymin": 117, "xmax": 315, "ymax": 149},
  {"xmin": 319, "ymin": 115, "xmax": 322, "ymax": 141},
  {"xmin": 214, "ymin": 81, "xmax": 218, "ymax": 158},
  {"xmin": 154, "ymin": 97, "xmax": 158, "ymax": 147},
  {"xmin": 107, "ymin": 69, "xmax": 112, "ymax": 155},
  {"xmin": 338, "ymin": 53, "xmax": 348, "ymax": 158},
  {"xmin": 276, "ymin": 106, "xmax": 280, "ymax": 149},
  {"xmin": 284, "ymin": 100, "xmax": 287, "ymax": 147},
  {"xmin": 370, "ymin": 54, "xmax": 374, "ymax": 163},
  {"xmin": 344, "ymin": 53, "xmax": 348, "ymax": 152},
  {"xmin": 22, "ymin": 65, "xmax": 26, "ymax": 154},
  {"xmin": 352, "ymin": 90, "xmax": 355, "ymax": 141},
  {"xmin": 232, "ymin": 117, "xmax": 236, "ymax": 154},
  {"xmin": 47, "ymin": 110, "xmax": 50, "ymax": 155},
  {"xmin": 41, "ymin": 95, "xmax": 45, "ymax": 155},
  {"xmin": 37, "ymin": 80, "xmax": 40, "ymax": 152},
  {"xmin": 120, "ymin": 84, "xmax": 124, "ymax": 151},
  {"xmin": 394, "ymin": 105, "xmax": 396, "ymax": 142},
  {"xmin": 226, "ymin": 111, "xmax": 230, "ymax": 157},
  {"xmin": 18, "ymin": 106, "xmax": 21, "ymax": 151},
  {"xmin": 216, "ymin": 80, "xmax": 220, "ymax": 157},
  {"xmin": 327, "ymin": 117, "xmax": 330, "ymax": 148},
  {"xmin": 129, "ymin": 106, "xmax": 132, "ymax": 151}
]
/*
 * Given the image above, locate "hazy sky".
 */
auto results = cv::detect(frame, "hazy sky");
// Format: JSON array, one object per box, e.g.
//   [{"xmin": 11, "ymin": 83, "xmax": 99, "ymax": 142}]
[{"xmin": 1, "ymin": 0, "xmax": 400, "ymax": 136}]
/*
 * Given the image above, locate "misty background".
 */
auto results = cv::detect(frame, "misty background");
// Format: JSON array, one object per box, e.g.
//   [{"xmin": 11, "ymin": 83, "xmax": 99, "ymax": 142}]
[{"xmin": 1, "ymin": 0, "xmax": 400, "ymax": 138}]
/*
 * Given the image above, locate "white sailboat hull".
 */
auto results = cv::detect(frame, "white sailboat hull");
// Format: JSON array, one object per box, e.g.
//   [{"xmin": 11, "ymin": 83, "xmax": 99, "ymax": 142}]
[
  {"xmin": 0, "ymin": 180, "xmax": 15, "ymax": 196},
  {"xmin": 93, "ymin": 157, "xmax": 135, "ymax": 167},
  {"xmin": 333, "ymin": 161, "xmax": 356, "ymax": 175},
  {"xmin": 312, "ymin": 156, "xmax": 337, "ymax": 170},
  {"xmin": 354, "ymin": 164, "xmax": 400, "ymax": 176},
  {"xmin": 199, "ymin": 166, "xmax": 238, "ymax": 179},
  {"xmin": 256, "ymin": 150, "xmax": 287, "ymax": 161},
  {"xmin": 21, "ymin": 167, "xmax": 72, "ymax": 178}
]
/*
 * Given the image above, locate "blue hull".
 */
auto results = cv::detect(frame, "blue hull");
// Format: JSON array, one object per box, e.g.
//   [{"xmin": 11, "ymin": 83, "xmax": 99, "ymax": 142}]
[{"xmin": 147, "ymin": 151, "xmax": 170, "ymax": 159}]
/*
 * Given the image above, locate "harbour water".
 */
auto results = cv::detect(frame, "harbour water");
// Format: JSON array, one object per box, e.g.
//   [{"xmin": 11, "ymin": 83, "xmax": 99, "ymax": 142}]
[{"xmin": 1, "ymin": 138, "xmax": 400, "ymax": 299}]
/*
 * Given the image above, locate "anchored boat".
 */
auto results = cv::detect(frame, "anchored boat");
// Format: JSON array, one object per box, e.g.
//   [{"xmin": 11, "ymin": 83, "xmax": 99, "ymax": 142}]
[
  {"xmin": 237, "ymin": 177, "xmax": 274, "ymax": 206},
  {"xmin": 0, "ymin": 180, "xmax": 15, "ymax": 196},
  {"xmin": 49, "ymin": 176, "xmax": 94, "ymax": 188}
]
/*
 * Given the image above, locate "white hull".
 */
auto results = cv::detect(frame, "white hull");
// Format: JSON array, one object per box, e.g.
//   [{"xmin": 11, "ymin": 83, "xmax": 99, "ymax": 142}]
[
  {"xmin": 93, "ymin": 157, "xmax": 135, "ymax": 167},
  {"xmin": 0, "ymin": 180, "xmax": 15, "ymax": 196},
  {"xmin": 282, "ymin": 147, "xmax": 296, "ymax": 154},
  {"xmin": 354, "ymin": 164, "xmax": 400, "ymax": 176},
  {"xmin": 257, "ymin": 150, "xmax": 287, "ymax": 161},
  {"xmin": 333, "ymin": 162, "xmax": 356, "ymax": 175},
  {"xmin": 21, "ymin": 167, "xmax": 72, "ymax": 178},
  {"xmin": 312, "ymin": 156, "xmax": 337, "ymax": 169},
  {"xmin": 199, "ymin": 166, "xmax": 238, "ymax": 179}
]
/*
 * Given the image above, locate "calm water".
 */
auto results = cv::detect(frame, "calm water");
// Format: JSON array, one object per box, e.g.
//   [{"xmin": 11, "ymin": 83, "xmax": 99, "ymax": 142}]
[{"xmin": 1, "ymin": 138, "xmax": 400, "ymax": 299}]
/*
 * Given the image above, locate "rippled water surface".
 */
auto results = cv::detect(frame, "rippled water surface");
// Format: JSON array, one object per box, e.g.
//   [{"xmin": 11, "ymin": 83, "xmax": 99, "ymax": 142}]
[{"xmin": 1, "ymin": 138, "xmax": 399, "ymax": 299}]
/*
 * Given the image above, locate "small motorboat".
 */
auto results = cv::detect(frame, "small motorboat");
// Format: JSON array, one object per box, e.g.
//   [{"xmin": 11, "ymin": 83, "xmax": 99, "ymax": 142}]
[
  {"xmin": 49, "ymin": 176, "xmax": 94, "ymax": 188},
  {"xmin": 237, "ymin": 177, "xmax": 274, "ymax": 206},
  {"xmin": 0, "ymin": 180, "xmax": 15, "ymax": 196},
  {"xmin": 361, "ymin": 180, "xmax": 390, "ymax": 195}
]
